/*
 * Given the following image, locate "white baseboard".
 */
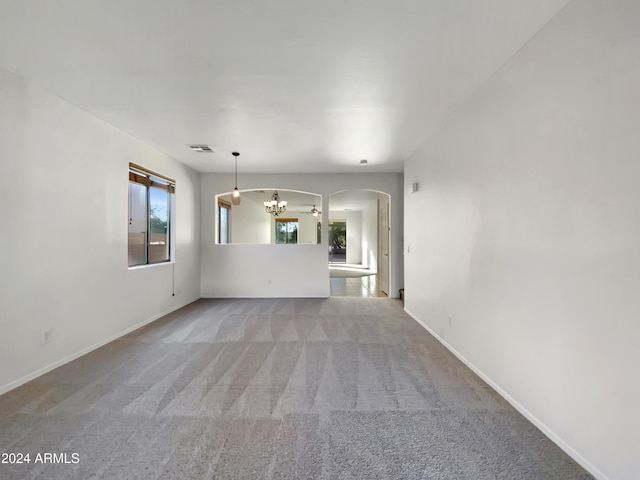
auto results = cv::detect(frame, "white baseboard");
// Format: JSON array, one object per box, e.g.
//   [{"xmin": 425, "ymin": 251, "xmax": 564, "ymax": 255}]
[
  {"xmin": 404, "ymin": 307, "xmax": 608, "ymax": 480},
  {"xmin": 0, "ymin": 298, "xmax": 198, "ymax": 396}
]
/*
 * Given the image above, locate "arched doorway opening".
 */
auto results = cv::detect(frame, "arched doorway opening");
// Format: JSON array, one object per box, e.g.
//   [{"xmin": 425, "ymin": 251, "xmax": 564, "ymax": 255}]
[{"xmin": 328, "ymin": 189, "xmax": 391, "ymax": 297}]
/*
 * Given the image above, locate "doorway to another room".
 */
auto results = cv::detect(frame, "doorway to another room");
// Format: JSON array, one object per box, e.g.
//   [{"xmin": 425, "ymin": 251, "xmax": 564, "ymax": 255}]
[{"xmin": 328, "ymin": 190, "xmax": 390, "ymax": 298}]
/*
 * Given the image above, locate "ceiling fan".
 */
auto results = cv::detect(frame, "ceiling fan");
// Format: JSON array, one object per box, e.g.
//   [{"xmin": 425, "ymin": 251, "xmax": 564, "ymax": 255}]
[{"xmin": 299, "ymin": 205, "xmax": 321, "ymax": 217}]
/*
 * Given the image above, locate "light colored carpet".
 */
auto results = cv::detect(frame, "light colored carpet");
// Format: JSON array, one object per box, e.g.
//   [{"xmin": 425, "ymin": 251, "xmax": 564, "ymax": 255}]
[{"xmin": 0, "ymin": 298, "xmax": 592, "ymax": 479}]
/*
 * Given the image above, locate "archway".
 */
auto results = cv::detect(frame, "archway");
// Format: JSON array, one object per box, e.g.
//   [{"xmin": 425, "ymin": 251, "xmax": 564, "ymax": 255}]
[{"xmin": 328, "ymin": 189, "xmax": 391, "ymax": 297}]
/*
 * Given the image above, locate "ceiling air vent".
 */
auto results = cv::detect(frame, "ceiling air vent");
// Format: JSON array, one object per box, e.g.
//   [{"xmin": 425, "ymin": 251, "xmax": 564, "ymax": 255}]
[{"xmin": 187, "ymin": 144, "xmax": 214, "ymax": 153}]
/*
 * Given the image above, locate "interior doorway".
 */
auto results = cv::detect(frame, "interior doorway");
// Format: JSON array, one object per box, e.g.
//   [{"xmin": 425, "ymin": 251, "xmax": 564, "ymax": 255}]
[
  {"xmin": 327, "ymin": 190, "xmax": 391, "ymax": 298},
  {"xmin": 378, "ymin": 197, "xmax": 390, "ymax": 296}
]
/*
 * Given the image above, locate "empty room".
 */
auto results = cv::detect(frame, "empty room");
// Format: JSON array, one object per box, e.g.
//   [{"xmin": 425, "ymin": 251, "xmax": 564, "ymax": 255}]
[{"xmin": 0, "ymin": 1, "xmax": 638, "ymax": 479}]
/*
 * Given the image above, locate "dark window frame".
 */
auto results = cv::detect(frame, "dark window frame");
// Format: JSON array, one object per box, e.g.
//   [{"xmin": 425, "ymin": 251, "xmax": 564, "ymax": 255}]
[
  {"xmin": 128, "ymin": 164, "xmax": 175, "ymax": 267},
  {"xmin": 218, "ymin": 199, "xmax": 231, "ymax": 244},
  {"xmin": 275, "ymin": 217, "xmax": 299, "ymax": 244}
]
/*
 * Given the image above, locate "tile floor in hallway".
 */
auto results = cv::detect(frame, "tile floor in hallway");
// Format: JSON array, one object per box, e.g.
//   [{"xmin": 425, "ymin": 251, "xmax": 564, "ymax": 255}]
[{"xmin": 329, "ymin": 274, "xmax": 387, "ymax": 297}]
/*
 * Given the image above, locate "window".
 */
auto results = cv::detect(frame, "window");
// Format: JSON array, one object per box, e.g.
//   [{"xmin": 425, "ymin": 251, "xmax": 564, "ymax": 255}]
[
  {"xmin": 275, "ymin": 218, "xmax": 298, "ymax": 244},
  {"xmin": 329, "ymin": 219, "xmax": 346, "ymax": 263},
  {"xmin": 128, "ymin": 164, "xmax": 175, "ymax": 266},
  {"xmin": 218, "ymin": 199, "xmax": 231, "ymax": 244}
]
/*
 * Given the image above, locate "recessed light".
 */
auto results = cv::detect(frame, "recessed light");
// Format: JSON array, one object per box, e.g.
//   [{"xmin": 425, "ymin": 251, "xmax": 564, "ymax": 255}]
[
  {"xmin": 360, "ymin": 159, "xmax": 368, "ymax": 166},
  {"xmin": 187, "ymin": 144, "xmax": 214, "ymax": 153}
]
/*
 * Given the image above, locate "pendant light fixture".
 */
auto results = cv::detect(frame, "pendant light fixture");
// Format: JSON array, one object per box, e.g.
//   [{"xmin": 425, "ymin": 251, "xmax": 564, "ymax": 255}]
[{"xmin": 231, "ymin": 151, "xmax": 241, "ymax": 205}]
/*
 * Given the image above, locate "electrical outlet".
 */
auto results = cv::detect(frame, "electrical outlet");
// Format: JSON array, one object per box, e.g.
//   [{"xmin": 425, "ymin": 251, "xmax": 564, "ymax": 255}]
[{"xmin": 42, "ymin": 329, "xmax": 53, "ymax": 344}]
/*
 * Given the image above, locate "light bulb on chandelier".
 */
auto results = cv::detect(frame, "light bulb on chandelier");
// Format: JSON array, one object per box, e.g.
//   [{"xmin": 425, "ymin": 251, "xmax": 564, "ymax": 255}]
[{"xmin": 264, "ymin": 190, "xmax": 287, "ymax": 216}]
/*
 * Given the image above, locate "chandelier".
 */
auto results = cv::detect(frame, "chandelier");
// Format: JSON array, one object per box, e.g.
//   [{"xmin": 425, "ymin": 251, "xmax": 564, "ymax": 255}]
[{"xmin": 264, "ymin": 190, "xmax": 287, "ymax": 216}]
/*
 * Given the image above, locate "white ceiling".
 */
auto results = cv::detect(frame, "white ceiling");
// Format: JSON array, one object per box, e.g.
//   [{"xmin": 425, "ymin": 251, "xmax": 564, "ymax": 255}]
[{"xmin": 0, "ymin": 0, "xmax": 569, "ymax": 173}]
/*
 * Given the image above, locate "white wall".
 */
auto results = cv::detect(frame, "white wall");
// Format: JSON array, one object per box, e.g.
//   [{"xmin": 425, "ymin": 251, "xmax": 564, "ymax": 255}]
[
  {"xmin": 201, "ymin": 173, "xmax": 403, "ymax": 298},
  {"xmin": 328, "ymin": 210, "xmax": 362, "ymax": 264},
  {"xmin": 346, "ymin": 211, "xmax": 363, "ymax": 264},
  {"xmin": 296, "ymin": 214, "xmax": 318, "ymax": 245},
  {"xmin": 0, "ymin": 67, "xmax": 201, "ymax": 394},
  {"xmin": 404, "ymin": 1, "xmax": 640, "ymax": 479},
  {"xmin": 228, "ymin": 195, "xmax": 271, "ymax": 244},
  {"xmin": 362, "ymin": 197, "xmax": 380, "ymax": 270}
]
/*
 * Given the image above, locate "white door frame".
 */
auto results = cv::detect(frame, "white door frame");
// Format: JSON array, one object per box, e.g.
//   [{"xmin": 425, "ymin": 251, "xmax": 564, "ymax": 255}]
[{"xmin": 377, "ymin": 197, "xmax": 390, "ymax": 296}]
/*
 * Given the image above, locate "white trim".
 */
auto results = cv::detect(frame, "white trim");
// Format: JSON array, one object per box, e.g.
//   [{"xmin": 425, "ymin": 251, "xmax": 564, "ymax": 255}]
[
  {"xmin": 200, "ymin": 295, "xmax": 330, "ymax": 299},
  {"xmin": 0, "ymin": 299, "xmax": 197, "ymax": 396},
  {"xmin": 404, "ymin": 307, "xmax": 609, "ymax": 480},
  {"xmin": 128, "ymin": 261, "xmax": 174, "ymax": 270}
]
